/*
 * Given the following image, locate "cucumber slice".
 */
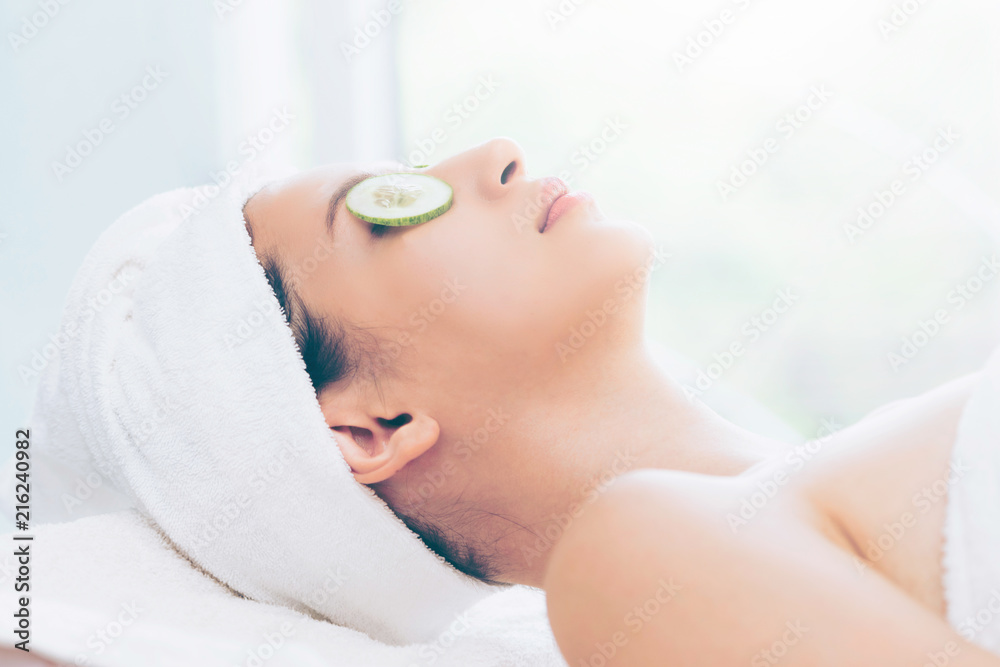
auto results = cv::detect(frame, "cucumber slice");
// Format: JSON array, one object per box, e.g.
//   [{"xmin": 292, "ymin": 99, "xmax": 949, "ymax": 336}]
[{"xmin": 345, "ymin": 173, "xmax": 453, "ymax": 227}]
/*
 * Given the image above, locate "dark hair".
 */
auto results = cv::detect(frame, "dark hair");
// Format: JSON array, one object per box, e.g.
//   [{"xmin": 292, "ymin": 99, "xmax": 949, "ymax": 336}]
[{"xmin": 246, "ymin": 215, "xmax": 509, "ymax": 587}]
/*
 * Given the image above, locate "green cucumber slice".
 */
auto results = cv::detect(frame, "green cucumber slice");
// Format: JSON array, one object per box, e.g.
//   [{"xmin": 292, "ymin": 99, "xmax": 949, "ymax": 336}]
[{"xmin": 345, "ymin": 173, "xmax": 453, "ymax": 227}]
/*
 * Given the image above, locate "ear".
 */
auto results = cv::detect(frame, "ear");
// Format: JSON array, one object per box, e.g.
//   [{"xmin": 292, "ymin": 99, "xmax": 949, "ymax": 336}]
[{"xmin": 319, "ymin": 395, "xmax": 440, "ymax": 485}]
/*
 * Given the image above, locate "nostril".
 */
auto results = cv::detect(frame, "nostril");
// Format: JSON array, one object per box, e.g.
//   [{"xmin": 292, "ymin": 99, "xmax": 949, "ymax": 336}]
[{"xmin": 500, "ymin": 161, "xmax": 517, "ymax": 185}]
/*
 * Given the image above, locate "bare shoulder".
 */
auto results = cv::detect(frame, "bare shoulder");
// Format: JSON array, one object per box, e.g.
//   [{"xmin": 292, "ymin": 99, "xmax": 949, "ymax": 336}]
[
  {"xmin": 543, "ymin": 468, "xmax": 732, "ymax": 596},
  {"xmin": 543, "ymin": 469, "xmax": 1000, "ymax": 667},
  {"xmin": 542, "ymin": 469, "xmax": 746, "ymax": 665}
]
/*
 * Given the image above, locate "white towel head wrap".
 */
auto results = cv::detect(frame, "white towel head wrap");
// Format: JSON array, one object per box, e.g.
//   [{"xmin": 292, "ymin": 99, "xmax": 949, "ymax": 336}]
[{"xmin": 21, "ymin": 167, "xmax": 495, "ymax": 645}]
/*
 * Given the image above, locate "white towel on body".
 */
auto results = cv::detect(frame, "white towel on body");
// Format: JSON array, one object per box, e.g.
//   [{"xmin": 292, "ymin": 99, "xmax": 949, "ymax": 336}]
[
  {"xmin": 0, "ymin": 509, "xmax": 564, "ymax": 666},
  {"xmin": 942, "ymin": 341, "xmax": 1000, "ymax": 654}
]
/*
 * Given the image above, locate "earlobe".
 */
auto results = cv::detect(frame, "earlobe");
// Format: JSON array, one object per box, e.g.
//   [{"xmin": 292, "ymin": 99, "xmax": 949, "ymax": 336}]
[{"xmin": 330, "ymin": 425, "xmax": 393, "ymax": 483}]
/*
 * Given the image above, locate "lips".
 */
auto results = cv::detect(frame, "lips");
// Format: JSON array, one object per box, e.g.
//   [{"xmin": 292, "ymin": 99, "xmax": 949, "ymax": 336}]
[
  {"xmin": 537, "ymin": 177, "xmax": 569, "ymax": 233},
  {"xmin": 544, "ymin": 192, "xmax": 595, "ymax": 232}
]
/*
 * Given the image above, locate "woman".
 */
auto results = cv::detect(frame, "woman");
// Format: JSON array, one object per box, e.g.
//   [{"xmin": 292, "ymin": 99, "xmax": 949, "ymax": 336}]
[{"xmin": 242, "ymin": 137, "xmax": 1000, "ymax": 665}]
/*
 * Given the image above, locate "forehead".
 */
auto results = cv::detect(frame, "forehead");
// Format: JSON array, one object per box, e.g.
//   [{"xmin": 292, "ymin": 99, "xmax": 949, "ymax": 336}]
[{"xmin": 242, "ymin": 164, "xmax": 347, "ymax": 255}]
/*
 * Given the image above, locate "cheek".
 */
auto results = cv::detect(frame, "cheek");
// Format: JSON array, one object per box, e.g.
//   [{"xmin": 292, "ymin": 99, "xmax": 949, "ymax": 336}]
[
  {"xmin": 363, "ymin": 223, "xmax": 545, "ymax": 363},
  {"xmin": 449, "ymin": 223, "xmax": 657, "ymax": 366},
  {"xmin": 367, "ymin": 214, "xmax": 656, "ymax": 368},
  {"xmin": 358, "ymin": 227, "xmax": 482, "ymax": 347}
]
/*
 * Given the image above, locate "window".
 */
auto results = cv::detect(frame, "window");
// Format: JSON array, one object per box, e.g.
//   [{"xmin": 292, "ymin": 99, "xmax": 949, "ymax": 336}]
[{"xmin": 396, "ymin": 0, "xmax": 1000, "ymax": 434}]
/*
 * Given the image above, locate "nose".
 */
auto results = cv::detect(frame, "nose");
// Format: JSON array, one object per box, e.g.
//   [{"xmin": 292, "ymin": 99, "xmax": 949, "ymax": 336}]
[{"xmin": 431, "ymin": 137, "xmax": 527, "ymax": 202}]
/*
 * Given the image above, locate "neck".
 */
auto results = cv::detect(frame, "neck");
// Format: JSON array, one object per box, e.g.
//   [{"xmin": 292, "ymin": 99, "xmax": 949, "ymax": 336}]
[
  {"xmin": 606, "ymin": 342, "xmax": 786, "ymax": 476},
  {"xmin": 494, "ymin": 341, "xmax": 790, "ymax": 587}
]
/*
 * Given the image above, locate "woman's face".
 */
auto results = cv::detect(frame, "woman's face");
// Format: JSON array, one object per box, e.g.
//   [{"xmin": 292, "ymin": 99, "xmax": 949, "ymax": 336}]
[{"xmin": 244, "ymin": 137, "xmax": 655, "ymax": 487}]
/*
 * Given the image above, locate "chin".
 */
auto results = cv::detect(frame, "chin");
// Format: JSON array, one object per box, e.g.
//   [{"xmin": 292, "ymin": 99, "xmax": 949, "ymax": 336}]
[
  {"xmin": 614, "ymin": 216, "xmax": 658, "ymax": 267},
  {"xmin": 588, "ymin": 216, "xmax": 660, "ymax": 290}
]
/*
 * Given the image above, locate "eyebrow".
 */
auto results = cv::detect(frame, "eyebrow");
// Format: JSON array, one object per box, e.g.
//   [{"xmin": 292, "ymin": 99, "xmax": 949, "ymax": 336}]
[{"xmin": 325, "ymin": 170, "xmax": 377, "ymax": 240}]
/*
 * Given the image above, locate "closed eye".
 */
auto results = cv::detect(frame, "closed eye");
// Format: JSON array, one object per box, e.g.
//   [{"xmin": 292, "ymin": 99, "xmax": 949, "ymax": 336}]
[{"xmin": 369, "ymin": 222, "xmax": 393, "ymax": 239}]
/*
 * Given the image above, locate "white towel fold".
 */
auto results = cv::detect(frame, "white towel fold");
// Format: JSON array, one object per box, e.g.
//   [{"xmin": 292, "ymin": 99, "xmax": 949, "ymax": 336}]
[{"xmin": 0, "ymin": 169, "xmax": 562, "ymax": 652}]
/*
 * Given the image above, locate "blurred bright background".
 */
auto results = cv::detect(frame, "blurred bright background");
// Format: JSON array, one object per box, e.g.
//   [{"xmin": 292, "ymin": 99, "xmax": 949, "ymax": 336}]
[{"xmin": 2, "ymin": 0, "xmax": 1000, "ymax": 473}]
